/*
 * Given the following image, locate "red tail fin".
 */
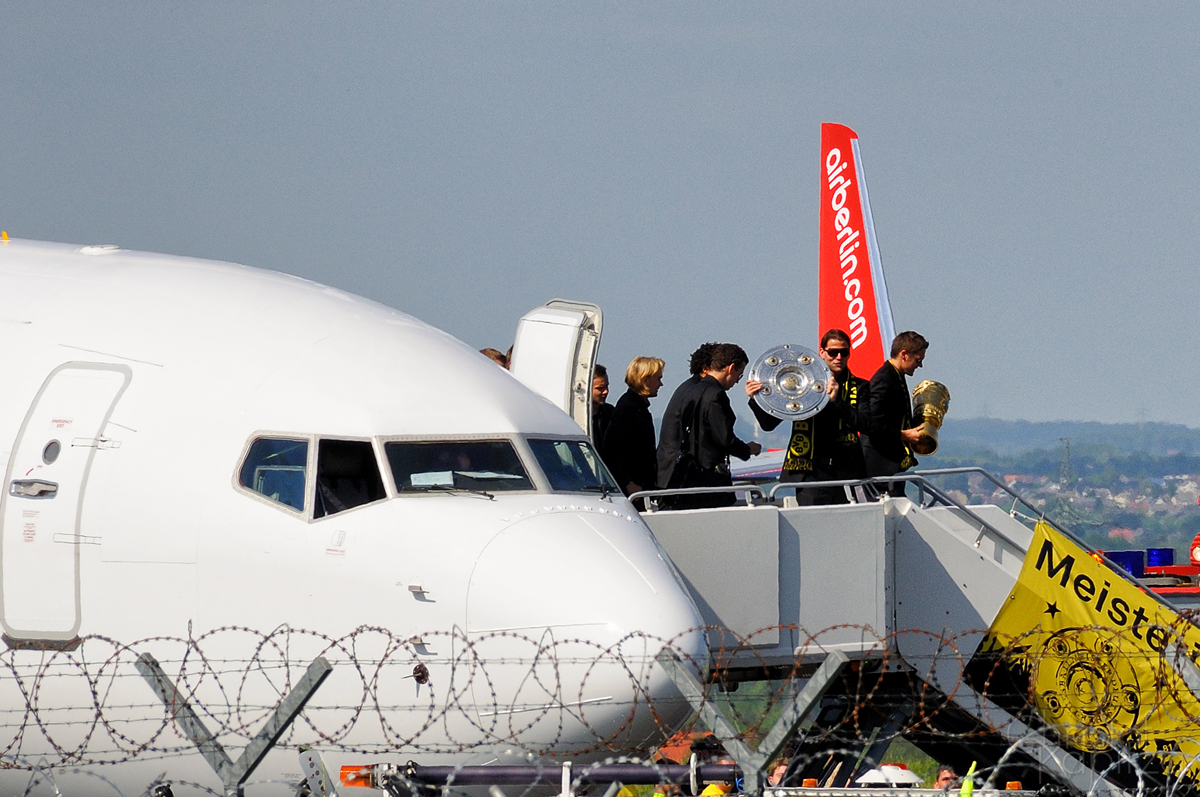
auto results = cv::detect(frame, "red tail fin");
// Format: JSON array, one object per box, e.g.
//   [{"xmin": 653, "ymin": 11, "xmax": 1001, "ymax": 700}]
[{"xmin": 818, "ymin": 123, "xmax": 895, "ymax": 377}]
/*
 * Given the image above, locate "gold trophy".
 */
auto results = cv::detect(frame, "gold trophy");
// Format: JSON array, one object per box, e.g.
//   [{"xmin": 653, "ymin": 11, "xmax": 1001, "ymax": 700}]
[{"xmin": 911, "ymin": 380, "xmax": 951, "ymax": 456}]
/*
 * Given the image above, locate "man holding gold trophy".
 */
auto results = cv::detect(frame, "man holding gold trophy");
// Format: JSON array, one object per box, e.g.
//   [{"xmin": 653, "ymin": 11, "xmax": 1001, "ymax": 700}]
[{"xmin": 862, "ymin": 330, "xmax": 950, "ymax": 497}]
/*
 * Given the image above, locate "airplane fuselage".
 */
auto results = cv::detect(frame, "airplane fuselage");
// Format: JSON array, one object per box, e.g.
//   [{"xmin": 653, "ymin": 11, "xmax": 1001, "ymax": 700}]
[{"xmin": 0, "ymin": 239, "xmax": 705, "ymax": 795}]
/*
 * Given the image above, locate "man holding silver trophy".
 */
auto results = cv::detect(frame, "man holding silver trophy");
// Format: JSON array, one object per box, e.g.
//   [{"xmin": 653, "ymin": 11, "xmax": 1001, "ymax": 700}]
[{"xmin": 746, "ymin": 329, "xmax": 870, "ymax": 505}]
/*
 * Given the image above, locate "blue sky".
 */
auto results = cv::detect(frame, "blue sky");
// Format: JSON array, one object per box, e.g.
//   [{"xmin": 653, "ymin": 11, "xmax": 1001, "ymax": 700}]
[{"xmin": 3, "ymin": 4, "xmax": 1198, "ymax": 426}]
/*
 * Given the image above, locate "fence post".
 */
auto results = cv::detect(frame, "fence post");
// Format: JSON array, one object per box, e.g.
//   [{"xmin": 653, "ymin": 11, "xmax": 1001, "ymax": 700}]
[
  {"xmin": 655, "ymin": 649, "xmax": 849, "ymax": 796},
  {"xmin": 137, "ymin": 652, "xmax": 333, "ymax": 797}
]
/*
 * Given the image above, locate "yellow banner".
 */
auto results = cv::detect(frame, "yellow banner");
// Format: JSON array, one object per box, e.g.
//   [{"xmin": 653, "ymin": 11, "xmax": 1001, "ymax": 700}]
[{"xmin": 980, "ymin": 521, "xmax": 1200, "ymax": 773}]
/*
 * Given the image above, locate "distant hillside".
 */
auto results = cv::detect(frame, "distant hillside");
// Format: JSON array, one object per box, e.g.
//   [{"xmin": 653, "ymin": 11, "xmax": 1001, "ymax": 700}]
[
  {"xmin": 742, "ymin": 416, "xmax": 1200, "ymax": 471},
  {"xmin": 938, "ymin": 418, "xmax": 1200, "ymax": 457}
]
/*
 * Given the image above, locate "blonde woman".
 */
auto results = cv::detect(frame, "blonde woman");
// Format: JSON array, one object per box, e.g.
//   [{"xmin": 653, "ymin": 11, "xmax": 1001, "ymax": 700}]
[{"xmin": 600, "ymin": 356, "xmax": 665, "ymax": 498}]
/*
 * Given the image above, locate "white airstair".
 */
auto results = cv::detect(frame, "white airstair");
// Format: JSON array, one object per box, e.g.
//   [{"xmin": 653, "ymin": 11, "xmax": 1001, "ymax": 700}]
[{"xmin": 636, "ymin": 470, "xmax": 1157, "ymax": 797}]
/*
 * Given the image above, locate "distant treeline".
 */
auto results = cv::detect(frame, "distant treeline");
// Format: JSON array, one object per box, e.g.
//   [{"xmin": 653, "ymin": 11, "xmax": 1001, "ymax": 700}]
[
  {"xmin": 747, "ymin": 417, "xmax": 1200, "ymax": 481},
  {"xmin": 894, "ymin": 419, "xmax": 1200, "ymax": 552},
  {"xmin": 933, "ymin": 418, "xmax": 1200, "ymax": 483},
  {"xmin": 940, "ymin": 418, "xmax": 1200, "ymax": 458},
  {"xmin": 934, "ymin": 442, "xmax": 1200, "ymax": 484}
]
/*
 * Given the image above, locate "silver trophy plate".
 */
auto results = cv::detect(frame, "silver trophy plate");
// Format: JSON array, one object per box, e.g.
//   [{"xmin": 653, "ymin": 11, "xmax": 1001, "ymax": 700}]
[{"xmin": 747, "ymin": 344, "xmax": 832, "ymax": 420}]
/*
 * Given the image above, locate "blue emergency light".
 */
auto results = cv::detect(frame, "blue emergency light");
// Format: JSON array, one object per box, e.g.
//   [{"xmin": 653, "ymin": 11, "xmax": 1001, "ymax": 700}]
[
  {"xmin": 1147, "ymin": 547, "xmax": 1175, "ymax": 567},
  {"xmin": 1105, "ymin": 550, "xmax": 1145, "ymax": 579}
]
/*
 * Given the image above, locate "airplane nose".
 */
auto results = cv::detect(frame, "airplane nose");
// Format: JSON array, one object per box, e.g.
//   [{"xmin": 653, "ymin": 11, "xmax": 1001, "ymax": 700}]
[{"xmin": 465, "ymin": 507, "xmax": 705, "ymax": 752}]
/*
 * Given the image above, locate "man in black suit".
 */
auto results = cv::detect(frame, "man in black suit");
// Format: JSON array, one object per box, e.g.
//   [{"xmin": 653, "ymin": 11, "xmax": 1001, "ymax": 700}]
[
  {"xmin": 657, "ymin": 343, "xmax": 762, "ymax": 509},
  {"xmin": 862, "ymin": 331, "xmax": 929, "ymax": 498}
]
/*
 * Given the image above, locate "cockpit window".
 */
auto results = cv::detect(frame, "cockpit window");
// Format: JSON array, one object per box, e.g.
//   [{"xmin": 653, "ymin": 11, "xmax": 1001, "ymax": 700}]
[
  {"xmin": 385, "ymin": 441, "xmax": 534, "ymax": 493},
  {"xmin": 314, "ymin": 439, "xmax": 387, "ymax": 518},
  {"xmin": 239, "ymin": 437, "xmax": 308, "ymax": 511},
  {"xmin": 527, "ymin": 439, "xmax": 619, "ymax": 494}
]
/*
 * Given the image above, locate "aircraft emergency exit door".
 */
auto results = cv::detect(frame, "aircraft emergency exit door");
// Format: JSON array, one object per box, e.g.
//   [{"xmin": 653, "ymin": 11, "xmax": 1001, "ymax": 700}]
[{"xmin": 1, "ymin": 363, "xmax": 131, "ymax": 642}]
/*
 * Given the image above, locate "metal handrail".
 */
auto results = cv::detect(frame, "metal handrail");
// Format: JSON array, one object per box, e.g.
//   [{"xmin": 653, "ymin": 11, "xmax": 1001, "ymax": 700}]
[
  {"xmin": 635, "ymin": 473, "xmax": 1020, "ymax": 551},
  {"xmin": 765, "ymin": 473, "xmax": 954, "ymax": 511},
  {"xmin": 909, "ymin": 466, "xmax": 1144, "ymax": 581},
  {"xmin": 866, "ymin": 471, "xmax": 1025, "ymax": 550},
  {"xmin": 766, "ymin": 478, "xmax": 869, "ymax": 501},
  {"xmin": 634, "ymin": 466, "xmax": 1134, "ymax": 581},
  {"xmin": 629, "ymin": 484, "xmax": 768, "ymax": 509},
  {"xmin": 912, "ymin": 466, "xmax": 1044, "ymax": 519},
  {"xmin": 761, "ymin": 467, "xmax": 1061, "ymax": 552},
  {"xmin": 637, "ymin": 464, "xmax": 1156, "ymax": 612},
  {"xmin": 765, "ymin": 472, "xmax": 1024, "ymax": 552}
]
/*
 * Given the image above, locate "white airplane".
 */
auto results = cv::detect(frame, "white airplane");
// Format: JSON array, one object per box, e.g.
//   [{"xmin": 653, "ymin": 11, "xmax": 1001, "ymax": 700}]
[{"xmin": 0, "ymin": 236, "xmax": 705, "ymax": 796}]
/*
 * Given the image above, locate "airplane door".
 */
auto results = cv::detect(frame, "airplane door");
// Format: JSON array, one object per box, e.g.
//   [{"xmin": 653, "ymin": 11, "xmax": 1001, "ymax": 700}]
[
  {"xmin": 509, "ymin": 299, "xmax": 602, "ymax": 435},
  {"xmin": 0, "ymin": 363, "xmax": 132, "ymax": 642}
]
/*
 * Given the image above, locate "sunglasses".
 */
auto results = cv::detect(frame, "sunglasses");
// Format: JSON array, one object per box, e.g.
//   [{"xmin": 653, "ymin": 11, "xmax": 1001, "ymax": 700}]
[{"xmin": 823, "ymin": 349, "xmax": 850, "ymax": 359}]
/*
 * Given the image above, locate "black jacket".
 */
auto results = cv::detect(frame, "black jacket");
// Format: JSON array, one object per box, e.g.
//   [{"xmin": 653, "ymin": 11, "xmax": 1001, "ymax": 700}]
[
  {"xmin": 600, "ymin": 389, "xmax": 657, "ymax": 493},
  {"xmin": 657, "ymin": 375, "xmax": 753, "ymax": 488},
  {"xmin": 861, "ymin": 360, "xmax": 916, "ymax": 470},
  {"xmin": 749, "ymin": 370, "xmax": 869, "ymax": 478},
  {"xmin": 591, "ymin": 402, "xmax": 614, "ymax": 449}
]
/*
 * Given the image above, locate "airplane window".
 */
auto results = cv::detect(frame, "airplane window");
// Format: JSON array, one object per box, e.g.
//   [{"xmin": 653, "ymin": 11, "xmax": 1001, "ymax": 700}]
[
  {"xmin": 239, "ymin": 437, "xmax": 308, "ymax": 511},
  {"xmin": 314, "ymin": 439, "xmax": 387, "ymax": 518},
  {"xmin": 527, "ymin": 440, "xmax": 620, "ymax": 494},
  {"xmin": 385, "ymin": 441, "xmax": 533, "ymax": 493}
]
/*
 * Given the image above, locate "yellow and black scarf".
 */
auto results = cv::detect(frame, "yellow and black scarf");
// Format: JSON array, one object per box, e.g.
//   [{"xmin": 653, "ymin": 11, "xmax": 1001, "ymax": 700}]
[
  {"xmin": 782, "ymin": 377, "xmax": 861, "ymax": 473},
  {"xmin": 891, "ymin": 361, "xmax": 918, "ymax": 470}
]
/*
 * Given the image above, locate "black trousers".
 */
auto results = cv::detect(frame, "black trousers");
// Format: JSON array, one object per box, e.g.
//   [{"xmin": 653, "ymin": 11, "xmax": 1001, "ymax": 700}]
[
  {"xmin": 666, "ymin": 466, "xmax": 736, "ymax": 510},
  {"xmin": 863, "ymin": 446, "xmax": 908, "ymax": 498},
  {"xmin": 779, "ymin": 464, "xmax": 850, "ymax": 505}
]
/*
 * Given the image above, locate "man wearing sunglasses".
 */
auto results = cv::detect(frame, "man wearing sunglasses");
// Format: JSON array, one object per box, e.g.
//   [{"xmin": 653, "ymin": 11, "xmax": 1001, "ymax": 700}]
[{"xmin": 746, "ymin": 329, "xmax": 869, "ymax": 505}]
